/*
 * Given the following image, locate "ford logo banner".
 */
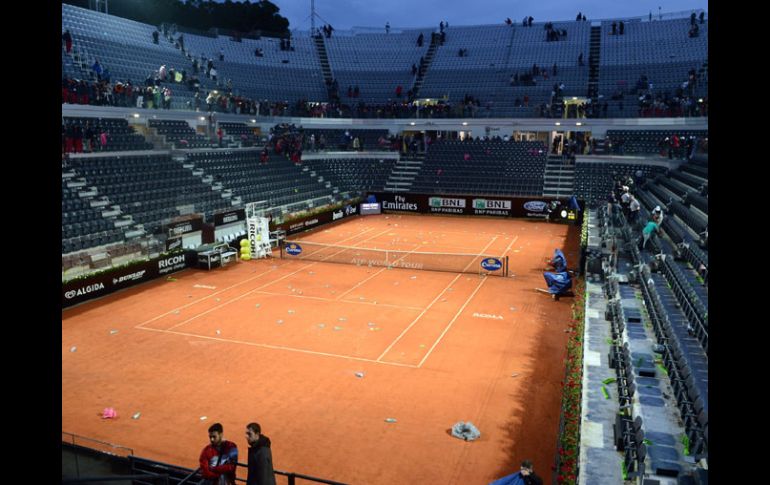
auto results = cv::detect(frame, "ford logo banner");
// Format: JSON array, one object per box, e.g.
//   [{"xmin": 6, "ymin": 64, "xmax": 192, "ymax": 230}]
[
  {"xmin": 523, "ymin": 201, "xmax": 547, "ymax": 212},
  {"xmin": 480, "ymin": 258, "xmax": 503, "ymax": 271}
]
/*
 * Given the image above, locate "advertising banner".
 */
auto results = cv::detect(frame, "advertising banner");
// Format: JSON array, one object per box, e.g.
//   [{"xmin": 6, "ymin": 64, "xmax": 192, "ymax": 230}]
[
  {"xmin": 369, "ymin": 193, "xmax": 583, "ymax": 221},
  {"xmin": 63, "ymin": 252, "xmax": 196, "ymax": 308},
  {"xmin": 214, "ymin": 208, "xmax": 246, "ymax": 226}
]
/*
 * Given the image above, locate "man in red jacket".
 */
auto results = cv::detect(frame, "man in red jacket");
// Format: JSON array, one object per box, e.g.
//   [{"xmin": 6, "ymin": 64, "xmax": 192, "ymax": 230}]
[{"xmin": 199, "ymin": 423, "xmax": 238, "ymax": 485}]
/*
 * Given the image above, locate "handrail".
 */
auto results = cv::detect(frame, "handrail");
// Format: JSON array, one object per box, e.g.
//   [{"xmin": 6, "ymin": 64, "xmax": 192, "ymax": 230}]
[{"xmin": 62, "ymin": 474, "xmax": 168, "ymax": 483}]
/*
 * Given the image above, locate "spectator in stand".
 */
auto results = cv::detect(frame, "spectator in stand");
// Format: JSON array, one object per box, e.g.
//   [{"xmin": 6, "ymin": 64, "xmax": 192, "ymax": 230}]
[
  {"xmin": 611, "ymin": 21, "xmax": 617, "ymax": 35},
  {"xmin": 651, "ymin": 205, "xmax": 664, "ymax": 225},
  {"xmin": 620, "ymin": 186, "xmax": 631, "ymax": 218},
  {"xmin": 92, "ymin": 59, "xmax": 103, "ymax": 81},
  {"xmin": 417, "ymin": 33, "xmax": 424, "ymax": 47},
  {"xmin": 385, "ymin": 22, "xmax": 390, "ymax": 34},
  {"xmin": 628, "ymin": 195, "xmax": 641, "ymax": 227},
  {"xmin": 619, "ymin": 21, "xmax": 625, "ymax": 35},
  {"xmin": 199, "ymin": 423, "xmax": 238, "ymax": 485},
  {"xmin": 607, "ymin": 191, "xmax": 617, "ymax": 217},
  {"xmin": 640, "ymin": 219, "xmax": 660, "ymax": 251},
  {"xmin": 395, "ymin": 85, "xmax": 403, "ymax": 97},
  {"xmin": 62, "ymin": 29, "xmax": 73, "ymax": 53},
  {"xmin": 699, "ymin": 11, "xmax": 705, "ymax": 23},
  {"xmin": 219, "ymin": 48, "xmax": 225, "ymax": 61}
]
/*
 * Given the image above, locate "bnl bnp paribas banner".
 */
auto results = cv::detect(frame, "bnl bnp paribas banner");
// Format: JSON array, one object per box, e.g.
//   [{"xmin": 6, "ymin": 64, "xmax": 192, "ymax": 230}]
[{"xmin": 375, "ymin": 193, "xmax": 556, "ymax": 219}]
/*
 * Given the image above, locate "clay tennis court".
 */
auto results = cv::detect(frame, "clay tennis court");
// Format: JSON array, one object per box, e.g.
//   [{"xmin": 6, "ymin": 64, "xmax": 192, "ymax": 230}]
[{"xmin": 62, "ymin": 213, "xmax": 580, "ymax": 484}]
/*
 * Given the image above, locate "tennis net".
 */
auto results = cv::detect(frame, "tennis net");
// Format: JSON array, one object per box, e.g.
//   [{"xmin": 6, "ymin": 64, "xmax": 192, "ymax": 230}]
[{"xmin": 280, "ymin": 240, "xmax": 509, "ymax": 277}]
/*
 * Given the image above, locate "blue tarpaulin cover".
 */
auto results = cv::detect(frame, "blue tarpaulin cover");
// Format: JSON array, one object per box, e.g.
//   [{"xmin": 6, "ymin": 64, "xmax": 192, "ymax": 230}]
[
  {"xmin": 544, "ymin": 271, "xmax": 572, "ymax": 294},
  {"xmin": 551, "ymin": 248, "xmax": 567, "ymax": 272}
]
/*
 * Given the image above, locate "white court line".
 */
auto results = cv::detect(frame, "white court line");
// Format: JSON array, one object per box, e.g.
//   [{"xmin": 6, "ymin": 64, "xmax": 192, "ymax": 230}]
[
  {"xmin": 252, "ymin": 290, "xmax": 424, "ymax": 311},
  {"xmin": 333, "ymin": 242, "xmax": 422, "ymax": 301},
  {"xmin": 165, "ymin": 226, "xmax": 396, "ymax": 331},
  {"xmin": 135, "ymin": 266, "xmax": 278, "ymax": 329},
  {"xmin": 375, "ymin": 273, "xmax": 462, "ymax": 362},
  {"xmin": 374, "ymin": 233, "xmax": 501, "ymax": 362},
  {"xmin": 460, "ymin": 235, "xmax": 498, "ymax": 273},
  {"xmin": 502, "ymin": 235, "xmax": 520, "ymax": 257},
  {"xmin": 417, "ymin": 275, "xmax": 488, "ymax": 368},
  {"xmin": 137, "ymin": 326, "xmax": 418, "ymax": 368},
  {"xmin": 135, "ymin": 225, "xmax": 379, "ymax": 329}
]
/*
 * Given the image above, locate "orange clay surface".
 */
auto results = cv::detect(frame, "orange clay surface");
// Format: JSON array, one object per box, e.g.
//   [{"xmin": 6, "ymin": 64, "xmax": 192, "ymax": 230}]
[{"xmin": 62, "ymin": 213, "xmax": 580, "ymax": 484}]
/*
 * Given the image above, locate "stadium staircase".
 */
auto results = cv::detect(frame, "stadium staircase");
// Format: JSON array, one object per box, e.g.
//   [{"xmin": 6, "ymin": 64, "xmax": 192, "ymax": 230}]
[
  {"xmin": 410, "ymin": 34, "xmax": 439, "ymax": 98},
  {"xmin": 383, "ymin": 154, "xmax": 423, "ymax": 192},
  {"xmin": 587, "ymin": 25, "xmax": 601, "ymax": 101},
  {"xmin": 313, "ymin": 34, "xmax": 338, "ymax": 101},
  {"xmin": 542, "ymin": 155, "xmax": 575, "ymax": 198}
]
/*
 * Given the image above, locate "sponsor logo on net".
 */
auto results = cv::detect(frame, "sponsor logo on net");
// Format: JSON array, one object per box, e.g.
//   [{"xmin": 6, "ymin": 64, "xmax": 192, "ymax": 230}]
[
  {"xmin": 523, "ymin": 201, "xmax": 547, "ymax": 212},
  {"xmin": 333, "ymin": 210, "xmax": 343, "ymax": 221},
  {"xmin": 382, "ymin": 195, "xmax": 418, "ymax": 211},
  {"xmin": 286, "ymin": 243, "xmax": 303, "ymax": 256},
  {"xmin": 350, "ymin": 258, "xmax": 424, "ymax": 269},
  {"xmin": 480, "ymin": 258, "xmax": 503, "ymax": 271},
  {"xmin": 113, "ymin": 270, "xmax": 147, "ymax": 285},
  {"xmin": 65, "ymin": 282, "xmax": 105, "ymax": 299}
]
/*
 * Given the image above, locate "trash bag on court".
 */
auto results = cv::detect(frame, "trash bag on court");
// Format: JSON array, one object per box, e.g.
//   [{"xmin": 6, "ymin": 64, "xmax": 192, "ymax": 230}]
[
  {"xmin": 544, "ymin": 271, "xmax": 572, "ymax": 295},
  {"xmin": 451, "ymin": 421, "xmax": 480, "ymax": 441}
]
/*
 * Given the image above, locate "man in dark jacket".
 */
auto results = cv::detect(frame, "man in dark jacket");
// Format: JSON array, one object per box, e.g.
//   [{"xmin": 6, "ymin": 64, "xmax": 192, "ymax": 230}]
[
  {"xmin": 245, "ymin": 422, "xmax": 276, "ymax": 485},
  {"xmin": 199, "ymin": 423, "xmax": 238, "ymax": 485}
]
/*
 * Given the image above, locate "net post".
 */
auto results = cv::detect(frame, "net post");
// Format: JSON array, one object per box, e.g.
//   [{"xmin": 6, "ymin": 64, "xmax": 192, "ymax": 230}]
[
  {"xmin": 279, "ymin": 239, "xmax": 284, "ymax": 259},
  {"xmin": 505, "ymin": 256, "xmax": 509, "ymax": 277}
]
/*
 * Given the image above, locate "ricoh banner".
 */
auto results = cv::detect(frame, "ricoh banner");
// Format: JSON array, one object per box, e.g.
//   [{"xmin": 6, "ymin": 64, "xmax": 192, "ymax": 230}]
[
  {"xmin": 370, "ymin": 193, "xmax": 582, "ymax": 220},
  {"xmin": 62, "ymin": 252, "xmax": 196, "ymax": 308}
]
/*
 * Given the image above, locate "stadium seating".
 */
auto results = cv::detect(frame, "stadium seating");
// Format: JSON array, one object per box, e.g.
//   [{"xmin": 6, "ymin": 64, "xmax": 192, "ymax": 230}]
[
  {"xmin": 300, "ymin": 158, "xmax": 396, "ymax": 194},
  {"xmin": 63, "ymin": 117, "xmax": 153, "ymax": 152},
  {"xmin": 408, "ymin": 140, "xmax": 546, "ymax": 195},
  {"xmin": 184, "ymin": 150, "xmax": 335, "ymax": 209}
]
